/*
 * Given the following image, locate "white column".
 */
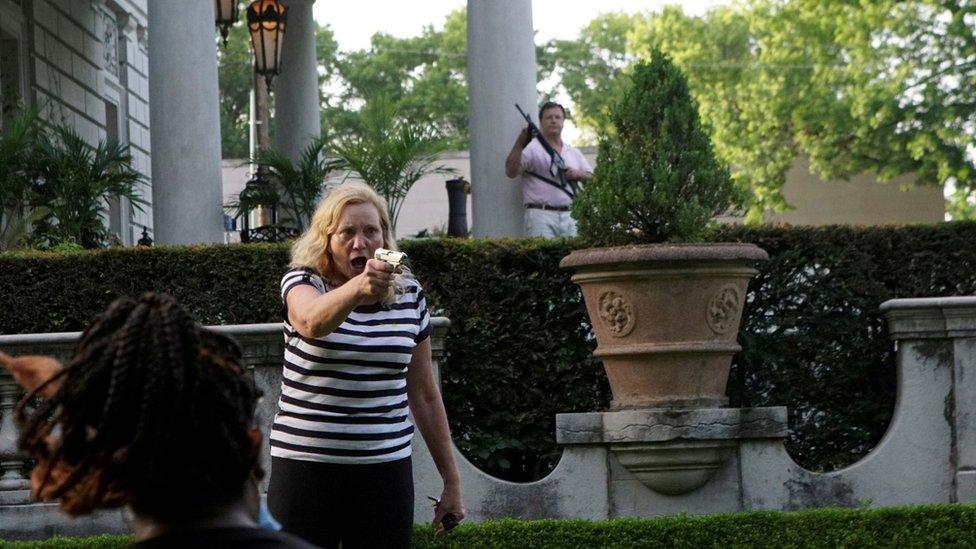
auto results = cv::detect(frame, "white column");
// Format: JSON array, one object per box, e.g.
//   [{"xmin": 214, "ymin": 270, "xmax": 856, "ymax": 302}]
[
  {"xmin": 273, "ymin": 0, "xmax": 321, "ymax": 160},
  {"xmin": 467, "ymin": 0, "xmax": 538, "ymax": 238},
  {"xmin": 147, "ymin": 1, "xmax": 225, "ymax": 245}
]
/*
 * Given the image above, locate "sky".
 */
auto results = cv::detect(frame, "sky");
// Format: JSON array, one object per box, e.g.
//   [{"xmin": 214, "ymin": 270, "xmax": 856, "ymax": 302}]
[{"xmin": 313, "ymin": 1, "xmax": 734, "ymax": 52}]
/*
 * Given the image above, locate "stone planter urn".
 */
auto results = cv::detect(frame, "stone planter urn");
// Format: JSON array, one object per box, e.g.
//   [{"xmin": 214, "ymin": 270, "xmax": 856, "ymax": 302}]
[{"xmin": 560, "ymin": 243, "xmax": 768, "ymax": 411}]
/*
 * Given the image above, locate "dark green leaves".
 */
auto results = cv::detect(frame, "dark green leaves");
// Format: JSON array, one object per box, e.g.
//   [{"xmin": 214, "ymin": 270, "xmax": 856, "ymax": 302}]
[{"xmin": 574, "ymin": 53, "xmax": 740, "ymax": 245}]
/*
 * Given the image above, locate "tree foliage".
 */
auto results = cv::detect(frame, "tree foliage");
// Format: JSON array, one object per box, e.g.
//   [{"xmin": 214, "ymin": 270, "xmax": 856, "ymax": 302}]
[
  {"xmin": 216, "ymin": 2, "xmax": 974, "ymax": 218},
  {"xmin": 217, "ymin": 21, "xmax": 255, "ymax": 160},
  {"xmin": 324, "ymin": 8, "xmax": 468, "ymax": 149},
  {"xmin": 217, "ymin": 18, "xmax": 339, "ymax": 159},
  {"xmin": 540, "ymin": 1, "xmax": 976, "ymax": 219},
  {"xmin": 537, "ymin": 12, "xmax": 642, "ymax": 142}
]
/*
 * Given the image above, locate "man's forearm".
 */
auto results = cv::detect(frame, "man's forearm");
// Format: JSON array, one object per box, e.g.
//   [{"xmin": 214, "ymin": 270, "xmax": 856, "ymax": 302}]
[{"xmin": 505, "ymin": 144, "xmax": 523, "ymax": 179}]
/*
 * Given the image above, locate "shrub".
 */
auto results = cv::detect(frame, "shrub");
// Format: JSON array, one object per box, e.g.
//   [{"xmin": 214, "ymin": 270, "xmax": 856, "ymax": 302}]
[
  {"xmin": 239, "ymin": 139, "xmax": 343, "ymax": 232},
  {"xmin": 405, "ymin": 238, "xmax": 608, "ymax": 480},
  {"xmin": 0, "ymin": 108, "xmax": 43, "ymax": 250},
  {"xmin": 573, "ymin": 52, "xmax": 742, "ymax": 245},
  {"xmin": 7, "ymin": 505, "xmax": 976, "ymax": 548}
]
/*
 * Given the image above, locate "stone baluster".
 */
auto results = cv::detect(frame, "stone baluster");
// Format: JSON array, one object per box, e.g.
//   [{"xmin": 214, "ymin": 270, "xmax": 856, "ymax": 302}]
[{"xmin": 0, "ymin": 369, "xmax": 29, "ymax": 503}]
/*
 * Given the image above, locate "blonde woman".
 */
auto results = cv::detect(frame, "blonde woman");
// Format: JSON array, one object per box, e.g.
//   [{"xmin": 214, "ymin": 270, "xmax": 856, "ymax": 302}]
[{"xmin": 267, "ymin": 183, "xmax": 464, "ymax": 548}]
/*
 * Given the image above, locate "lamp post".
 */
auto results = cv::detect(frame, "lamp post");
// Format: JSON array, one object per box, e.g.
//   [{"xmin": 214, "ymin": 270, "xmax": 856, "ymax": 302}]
[
  {"xmin": 241, "ymin": 0, "xmax": 287, "ymax": 242},
  {"xmin": 246, "ymin": 0, "xmax": 288, "ymax": 90},
  {"xmin": 214, "ymin": 0, "xmax": 240, "ymax": 47},
  {"xmin": 239, "ymin": 171, "xmax": 279, "ymax": 243}
]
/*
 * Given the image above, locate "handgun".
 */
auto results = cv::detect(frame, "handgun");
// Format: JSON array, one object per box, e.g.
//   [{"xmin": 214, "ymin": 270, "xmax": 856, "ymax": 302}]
[{"xmin": 374, "ymin": 248, "xmax": 406, "ymax": 269}]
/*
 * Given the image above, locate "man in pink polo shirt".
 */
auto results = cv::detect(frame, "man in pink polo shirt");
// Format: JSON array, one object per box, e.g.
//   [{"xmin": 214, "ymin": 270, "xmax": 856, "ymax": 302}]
[{"xmin": 504, "ymin": 101, "xmax": 593, "ymax": 238}]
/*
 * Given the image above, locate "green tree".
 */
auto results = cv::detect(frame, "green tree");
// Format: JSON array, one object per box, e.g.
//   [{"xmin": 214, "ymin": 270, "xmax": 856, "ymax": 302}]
[
  {"xmin": 537, "ymin": 12, "xmax": 641, "ymax": 142},
  {"xmin": 631, "ymin": 5, "xmax": 798, "ymax": 219},
  {"xmin": 217, "ymin": 21, "xmax": 252, "ymax": 159},
  {"xmin": 544, "ymin": 1, "xmax": 976, "ymax": 219},
  {"xmin": 752, "ymin": 0, "xmax": 975, "ymax": 218},
  {"xmin": 330, "ymin": 95, "xmax": 455, "ymax": 234},
  {"xmin": 324, "ymin": 8, "xmax": 468, "ymax": 148}
]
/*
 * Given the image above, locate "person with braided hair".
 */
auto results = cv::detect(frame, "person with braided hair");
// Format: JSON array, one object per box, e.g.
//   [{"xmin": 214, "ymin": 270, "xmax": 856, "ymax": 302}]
[
  {"xmin": 268, "ymin": 183, "xmax": 465, "ymax": 548},
  {"xmin": 0, "ymin": 293, "xmax": 315, "ymax": 548}
]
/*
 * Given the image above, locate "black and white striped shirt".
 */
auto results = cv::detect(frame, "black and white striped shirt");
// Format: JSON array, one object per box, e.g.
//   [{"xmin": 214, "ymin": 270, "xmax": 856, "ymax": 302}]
[{"xmin": 270, "ymin": 267, "xmax": 431, "ymax": 464}]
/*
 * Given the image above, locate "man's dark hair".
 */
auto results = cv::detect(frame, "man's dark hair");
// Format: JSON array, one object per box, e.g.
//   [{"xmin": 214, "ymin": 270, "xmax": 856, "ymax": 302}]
[
  {"xmin": 539, "ymin": 101, "xmax": 566, "ymax": 120},
  {"xmin": 16, "ymin": 293, "xmax": 261, "ymax": 521}
]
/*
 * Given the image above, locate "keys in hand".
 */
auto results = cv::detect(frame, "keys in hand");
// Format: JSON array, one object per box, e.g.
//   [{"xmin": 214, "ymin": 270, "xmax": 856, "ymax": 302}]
[{"xmin": 428, "ymin": 495, "xmax": 461, "ymax": 535}]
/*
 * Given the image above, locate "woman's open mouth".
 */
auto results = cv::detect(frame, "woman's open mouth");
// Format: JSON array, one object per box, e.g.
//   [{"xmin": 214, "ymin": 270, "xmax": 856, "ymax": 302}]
[{"xmin": 351, "ymin": 257, "xmax": 368, "ymax": 271}]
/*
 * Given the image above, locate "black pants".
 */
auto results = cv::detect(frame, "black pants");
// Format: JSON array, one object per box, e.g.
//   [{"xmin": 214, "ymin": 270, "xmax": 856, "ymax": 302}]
[{"xmin": 267, "ymin": 456, "xmax": 414, "ymax": 549}]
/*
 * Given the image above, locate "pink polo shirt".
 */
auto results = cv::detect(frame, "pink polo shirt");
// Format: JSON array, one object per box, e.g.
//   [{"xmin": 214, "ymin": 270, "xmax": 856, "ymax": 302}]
[{"xmin": 518, "ymin": 139, "xmax": 593, "ymax": 208}]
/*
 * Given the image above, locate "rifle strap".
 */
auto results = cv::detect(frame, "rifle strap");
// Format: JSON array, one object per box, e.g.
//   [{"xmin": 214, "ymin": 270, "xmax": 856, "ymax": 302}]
[{"xmin": 525, "ymin": 170, "xmax": 577, "ymax": 200}]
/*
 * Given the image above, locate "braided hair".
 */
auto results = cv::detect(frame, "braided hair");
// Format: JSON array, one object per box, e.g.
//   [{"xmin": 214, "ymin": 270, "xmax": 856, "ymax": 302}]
[{"xmin": 16, "ymin": 293, "xmax": 261, "ymax": 521}]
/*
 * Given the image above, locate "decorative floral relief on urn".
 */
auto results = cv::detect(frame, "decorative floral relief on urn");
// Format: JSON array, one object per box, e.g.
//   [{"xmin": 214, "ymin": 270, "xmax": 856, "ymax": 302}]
[
  {"xmin": 706, "ymin": 285, "xmax": 741, "ymax": 335},
  {"xmin": 598, "ymin": 291, "xmax": 635, "ymax": 337}
]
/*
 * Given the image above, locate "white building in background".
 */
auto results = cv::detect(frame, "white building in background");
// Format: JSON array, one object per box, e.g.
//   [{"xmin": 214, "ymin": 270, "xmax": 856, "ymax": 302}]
[{"xmin": 0, "ymin": 0, "xmax": 151, "ymax": 245}]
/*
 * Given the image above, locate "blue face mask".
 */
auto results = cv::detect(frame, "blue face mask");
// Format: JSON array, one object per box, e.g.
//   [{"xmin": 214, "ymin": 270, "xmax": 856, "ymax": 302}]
[{"xmin": 256, "ymin": 502, "xmax": 282, "ymax": 531}]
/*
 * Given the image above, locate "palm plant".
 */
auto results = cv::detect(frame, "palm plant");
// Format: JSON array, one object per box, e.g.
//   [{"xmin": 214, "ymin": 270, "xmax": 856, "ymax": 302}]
[
  {"xmin": 32, "ymin": 125, "xmax": 147, "ymax": 248},
  {"xmin": 238, "ymin": 138, "xmax": 344, "ymax": 232},
  {"xmin": 330, "ymin": 95, "xmax": 455, "ymax": 234},
  {"xmin": 0, "ymin": 108, "xmax": 43, "ymax": 250}
]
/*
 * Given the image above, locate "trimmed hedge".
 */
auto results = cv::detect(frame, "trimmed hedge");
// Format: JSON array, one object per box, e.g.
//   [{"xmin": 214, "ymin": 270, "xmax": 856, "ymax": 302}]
[
  {"xmin": 2, "ymin": 223, "xmax": 976, "ymax": 477},
  {"xmin": 412, "ymin": 505, "xmax": 976, "ymax": 548},
  {"xmin": 405, "ymin": 238, "xmax": 607, "ymax": 480},
  {"xmin": 0, "ymin": 243, "xmax": 289, "ymax": 332},
  {"xmin": 4, "ymin": 505, "xmax": 976, "ymax": 548},
  {"xmin": 717, "ymin": 223, "xmax": 976, "ymax": 471}
]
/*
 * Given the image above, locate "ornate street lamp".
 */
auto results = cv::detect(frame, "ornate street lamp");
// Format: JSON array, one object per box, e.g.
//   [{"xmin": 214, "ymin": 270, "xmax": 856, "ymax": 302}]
[
  {"xmin": 238, "ymin": 171, "xmax": 279, "ymax": 243},
  {"xmin": 246, "ymin": 0, "xmax": 288, "ymax": 90},
  {"xmin": 214, "ymin": 0, "xmax": 240, "ymax": 47}
]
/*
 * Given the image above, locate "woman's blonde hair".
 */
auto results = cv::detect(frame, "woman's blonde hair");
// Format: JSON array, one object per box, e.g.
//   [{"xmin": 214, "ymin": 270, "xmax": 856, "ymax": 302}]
[{"xmin": 290, "ymin": 183, "xmax": 407, "ymax": 303}]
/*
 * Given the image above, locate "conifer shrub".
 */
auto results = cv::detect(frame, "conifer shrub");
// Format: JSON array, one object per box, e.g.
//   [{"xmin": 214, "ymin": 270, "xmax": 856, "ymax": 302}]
[{"xmin": 573, "ymin": 51, "xmax": 743, "ymax": 245}]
